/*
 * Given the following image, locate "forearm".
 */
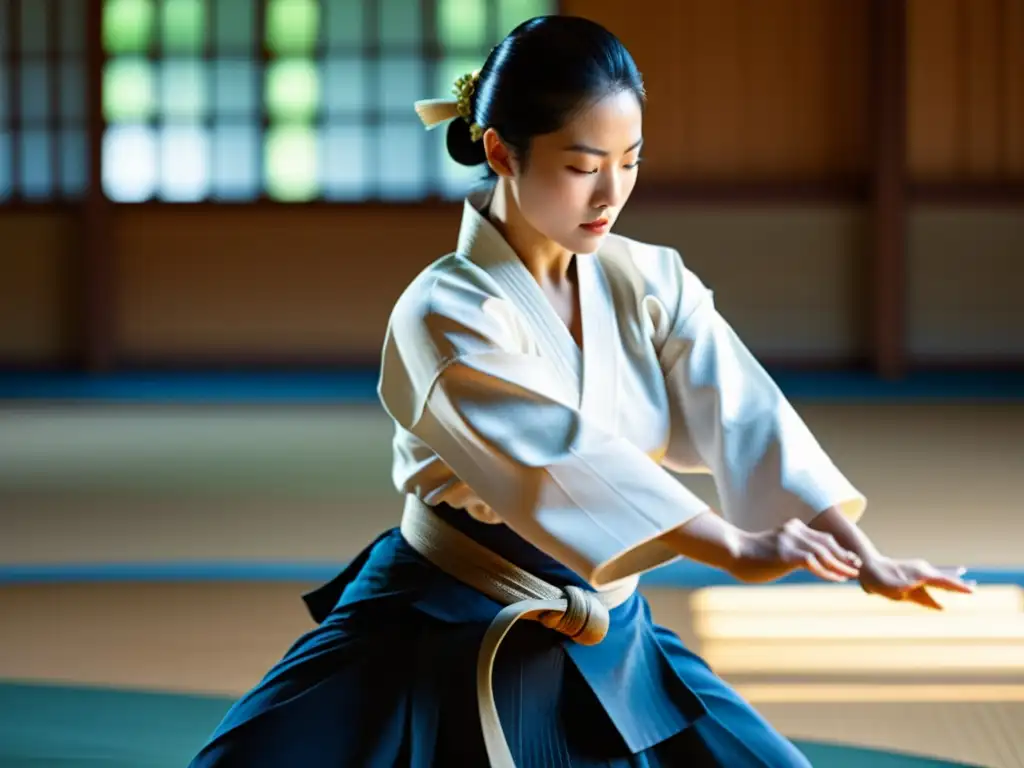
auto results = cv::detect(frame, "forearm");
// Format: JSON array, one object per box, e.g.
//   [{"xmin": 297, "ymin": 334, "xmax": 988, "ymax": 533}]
[
  {"xmin": 664, "ymin": 506, "xmax": 865, "ymax": 585},
  {"xmin": 808, "ymin": 505, "xmax": 881, "ymax": 562},
  {"xmin": 662, "ymin": 509, "xmax": 748, "ymax": 575}
]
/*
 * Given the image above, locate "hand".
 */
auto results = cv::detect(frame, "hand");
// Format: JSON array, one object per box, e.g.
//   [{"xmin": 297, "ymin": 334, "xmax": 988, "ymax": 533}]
[
  {"xmin": 858, "ymin": 556, "xmax": 975, "ymax": 610},
  {"xmin": 737, "ymin": 518, "xmax": 863, "ymax": 584}
]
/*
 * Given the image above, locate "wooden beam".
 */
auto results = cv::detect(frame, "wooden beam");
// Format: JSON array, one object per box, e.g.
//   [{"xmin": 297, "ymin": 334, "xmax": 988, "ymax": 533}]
[
  {"xmin": 7, "ymin": 0, "xmax": 22, "ymax": 198},
  {"xmin": 869, "ymin": 0, "xmax": 909, "ymax": 380},
  {"xmin": 80, "ymin": 0, "xmax": 115, "ymax": 372}
]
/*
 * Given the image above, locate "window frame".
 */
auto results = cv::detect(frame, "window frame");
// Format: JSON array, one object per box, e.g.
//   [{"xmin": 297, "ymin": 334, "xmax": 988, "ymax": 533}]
[{"xmin": 0, "ymin": 0, "xmax": 92, "ymax": 207}]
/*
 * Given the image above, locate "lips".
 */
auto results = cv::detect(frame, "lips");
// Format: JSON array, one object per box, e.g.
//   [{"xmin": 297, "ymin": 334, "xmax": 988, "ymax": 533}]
[{"xmin": 580, "ymin": 218, "xmax": 610, "ymax": 234}]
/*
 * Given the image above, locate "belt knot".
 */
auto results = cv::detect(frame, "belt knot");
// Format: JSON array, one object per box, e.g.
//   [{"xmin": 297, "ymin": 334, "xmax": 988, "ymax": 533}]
[{"xmin": 538, "ymin": 585, "xmax": 611, "ymax": 646}]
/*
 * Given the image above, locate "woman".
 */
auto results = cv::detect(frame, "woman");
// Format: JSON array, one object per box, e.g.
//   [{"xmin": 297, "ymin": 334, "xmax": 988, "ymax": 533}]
[{"xmin": 190, "ymin": 15, "xmax": 973, "ymax": 767}]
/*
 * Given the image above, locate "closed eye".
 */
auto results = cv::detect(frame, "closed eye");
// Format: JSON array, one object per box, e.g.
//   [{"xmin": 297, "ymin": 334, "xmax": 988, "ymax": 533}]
[{"xmin": 568, "ymin": 157, "xmax": 644, "ymax": 175}]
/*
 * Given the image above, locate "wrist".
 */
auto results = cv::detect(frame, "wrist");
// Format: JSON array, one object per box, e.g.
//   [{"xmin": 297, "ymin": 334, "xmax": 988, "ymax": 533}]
[
  {"xmin": 810, "ymin": 506, "xmax": 882, "ymax": 564},
  {"xmin": 729, "ymin": 529, "xmax": 771, "ymax": 582}
]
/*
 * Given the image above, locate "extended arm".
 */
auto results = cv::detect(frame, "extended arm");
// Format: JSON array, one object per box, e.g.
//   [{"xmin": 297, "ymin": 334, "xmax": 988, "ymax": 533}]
[
  {"xmin": 653, "ymin": 252, "xmax": 972, "ymax": 604},
  {"xmin": 809, "ymin": 506, "xmax": 973, "ymax": 608},
  {"xmin": 663, "ymin": 508, "xmax": 861, "ymax": 584}
]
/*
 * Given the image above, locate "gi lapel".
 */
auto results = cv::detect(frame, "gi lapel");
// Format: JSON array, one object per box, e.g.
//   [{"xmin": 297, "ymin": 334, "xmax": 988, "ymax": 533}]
[{"xmin": 457, "ymin": 190, "xmax": 582, "ymax": 405}]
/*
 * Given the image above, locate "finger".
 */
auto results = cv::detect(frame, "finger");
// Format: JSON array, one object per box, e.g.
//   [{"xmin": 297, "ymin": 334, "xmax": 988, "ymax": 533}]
[
  {"xmin": 802, "ymin": 552, "xmax": 850, "ymax": 583},
  {"xmin": 905, "ymin": 586, "xmax": 943, "ymax": 611},
  {"xmin": 806, "ymin": 541, "xmax": 860, "ymax": 579},
  {"xmin": 859, "ymin": 576, "xmax": 904, "ymax": 602},
  {"xmin": 807, "ymin": 529, "xmax": 862, "ymax": 567},
  {"xmin": 905, "ymin": 563, "xmax": 976, "ymax": 595},
  {"xmin": 926, "ymin": 573, "xmax": 976, "ymax": 594}
]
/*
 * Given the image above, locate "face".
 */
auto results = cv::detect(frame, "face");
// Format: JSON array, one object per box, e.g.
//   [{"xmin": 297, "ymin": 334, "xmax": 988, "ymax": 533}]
[{"xmin": 486, "ymin": 89, "xmax": 643, "ymax": 255}]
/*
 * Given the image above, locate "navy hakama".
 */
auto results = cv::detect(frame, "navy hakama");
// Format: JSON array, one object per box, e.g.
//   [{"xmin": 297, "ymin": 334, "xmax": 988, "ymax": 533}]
[{"xmin": 188, "ymin": 506, "xmax": 812, "ymax": 767}]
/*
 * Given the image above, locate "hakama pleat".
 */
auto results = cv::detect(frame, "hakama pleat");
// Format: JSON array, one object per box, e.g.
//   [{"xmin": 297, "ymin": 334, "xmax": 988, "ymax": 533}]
[{"xmin": 189, "ymin": 517, "xmax": 812, "ymax": 768}]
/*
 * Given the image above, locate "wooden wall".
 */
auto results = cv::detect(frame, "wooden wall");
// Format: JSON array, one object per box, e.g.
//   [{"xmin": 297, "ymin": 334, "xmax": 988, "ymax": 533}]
[
  {"xmin": 0, "ymin": 211, "xmax": 77, "ymax": 364},
  {"xmin": 571, "ymin": 0, "xmax": 872, "ymax": 182},
  {"xmin": 908, "ymin": 0, "xmax": 1024, "ymax": 180},
  {"xmin": 0, "ymin": 0, "xmax": 1021, "ymax": 371}
]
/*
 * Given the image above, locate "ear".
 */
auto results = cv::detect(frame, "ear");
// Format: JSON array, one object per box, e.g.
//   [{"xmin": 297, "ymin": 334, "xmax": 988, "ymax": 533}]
[{"xmin": 483, "ymin": 128, "xmax": 516, "ymax": 177}]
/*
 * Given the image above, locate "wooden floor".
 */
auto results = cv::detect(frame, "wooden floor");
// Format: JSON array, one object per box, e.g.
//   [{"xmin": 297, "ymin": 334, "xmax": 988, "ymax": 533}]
[
  {"xmin": 2, "ymin": 402, "xmax": 1023, "ymax": 766},
  {"xmin": 1, "ymin": 581, "xmax": 1022, "ymax": 767},
  {"xmin": 1, "ymin": 402, "xmax": 1022, "ymax": 566}
]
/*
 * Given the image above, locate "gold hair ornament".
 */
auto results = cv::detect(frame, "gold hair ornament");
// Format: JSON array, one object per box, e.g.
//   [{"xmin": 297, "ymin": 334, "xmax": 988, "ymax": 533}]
[{"xmin": 413, "ymin": 69, "xmax": 484, "ymax": 142}]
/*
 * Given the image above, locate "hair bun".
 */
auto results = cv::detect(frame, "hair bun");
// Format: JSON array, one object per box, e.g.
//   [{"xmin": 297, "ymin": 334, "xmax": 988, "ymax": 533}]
[{"xmin": 446, "ymin": 118, "xmax": 487, "ymax": 167}]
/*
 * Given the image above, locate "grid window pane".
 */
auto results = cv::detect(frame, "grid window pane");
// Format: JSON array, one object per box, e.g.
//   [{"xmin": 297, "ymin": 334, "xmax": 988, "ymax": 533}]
[
  {"xmin": 60, "ymin": 0, "xmax": 87, "ymax": 55},
  {"xmin": 267, "ymin": 0, "xmax": 320, "ymax": 55},
  {"xmin": 438, "ymin": 0, "xmax": 487, "ymax": 50},
  {"xmin": 60, "ymin": 60, "xmax": 87, "ymax": 122},
  {"xmin": 265, "ymin": 125, "xmax": 319, "ymax": 201},
  {"xmin": 20, "ymin": 62, "xmax": 50, "ymax": 124},
  {"xmin": 60, "ymin": 128, "xmax": 88, "ymax": 197},
  {"xmin": 163, "ymin": 0, "xmax": 205, "ymax": 54},
  {"xmin": 265, "ymin": 59, "xmax": 319, "ymax": 122},
  {"xmin": 378, "ymin": 122, "xmax": 425, "ymax": 199},
  {"xmin": 324, "ymin": 0, "xmax": 363, "ymax": 50},
  {"xmin": 213, "ymin": 0, "xmax": 254, "ymax": 54},
  {"xmin": 93, "ymin": 0, "xmax": 550, "ymax": 203},
  {"xmin": 104, "ymin": 58, "xmax": 155, "ymax": 121},
  {"xmin": 161, "ymin": 59, "xmax": 206, "ymax": 120},
  {"xmin": 20, "ymin": 0, "xmax": 49, "ymax": 55},
  {"xmin": 0, "ymin": 132, "xmax": 11, "ymax": 200},
  {"xmin": 321, "ymin": 124, "xmax": 368, "ymax": 200},
  {"xmin": 212, "ymin": 123, "xmax": 259, "ymax": 200},
  {"xmin": 378, "ymin": 57, "xmax": 423, "ymax": 116},
  {"xmin": 104, "ymin": 0, "xmax": 155, "ymax": 54},
  {"xmin": 19, "ymin": 130, "xmax": 53, "ymax": 199},
  {"xmin": 214, "ymin": 59, "xmax": 258, "ymax": 117},
  {"xmin": 103, "ymin": 124, "xmax": 158, "ymax": 201},
  {"xmin": 159, "ymin": 126, "xmax": 209, "ymax": 200},
  {"xmin": 322, "ymin": 56, "xmax": 365, "ymax": 117},
  {"xmin": 497, "ymin": 0, "xmax": 551, "ymax": 40},
  {"xmin": 379, "ymin": 0, "xmax": 421, "ymax": 50}
]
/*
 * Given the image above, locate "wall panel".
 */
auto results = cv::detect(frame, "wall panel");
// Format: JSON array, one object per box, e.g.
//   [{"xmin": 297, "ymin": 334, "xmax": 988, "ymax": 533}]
[
  {"xmin": 113, "ymin": 205, "xmax": 461, "ymax": 361},
  {"xmin": 0, "ymin": 212, "xmax": 77, "ymax": 364},
  {"xmin": 907, "ymin": 207, "xmax": 1024, "ymax": 361},
  {"xmin": 110, "ymin": 204, "xmax": 867, "ymax": 363},
  {"xmin": 563, "ymin": 0, "xmax": 871, "ymax": 182},
  {"xmin": 908, "ymin": 0, "xmax": 1024, "ymax": 180}
]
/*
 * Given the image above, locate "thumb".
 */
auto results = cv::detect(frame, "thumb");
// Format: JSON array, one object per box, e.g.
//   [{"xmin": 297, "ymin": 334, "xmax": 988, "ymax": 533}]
[{"xmin": 906, "ymin": 586, "xmax": 943, "ymax": 611}]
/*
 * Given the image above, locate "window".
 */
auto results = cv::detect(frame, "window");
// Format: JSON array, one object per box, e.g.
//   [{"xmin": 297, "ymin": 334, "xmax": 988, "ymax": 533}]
[
  {"xmin": 102, "ymin": 0, "xmax": 245, "ymax": 201},
  {"xmin": 100, "ymin": 0, "xmax": 554, "ymax": 203},
  {"xmin": 0, "ymin": 0, "xmax": 89, "ymax": 202}
]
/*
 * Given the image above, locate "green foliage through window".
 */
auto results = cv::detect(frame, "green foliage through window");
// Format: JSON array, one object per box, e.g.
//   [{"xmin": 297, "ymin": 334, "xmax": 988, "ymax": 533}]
[{"xmin": 99, "ymin": 0, "xmax": 555, "ymax": 202}]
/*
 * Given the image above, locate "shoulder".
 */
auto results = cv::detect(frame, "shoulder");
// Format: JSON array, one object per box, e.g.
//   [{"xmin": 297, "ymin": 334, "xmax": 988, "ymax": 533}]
[
  {"xmin": 597, "ymin": 233, "xmax": 713, "ymax": 318},
  {"xmin": 386, "ymin": 252, "xmax": 519, "ymax": 359}
]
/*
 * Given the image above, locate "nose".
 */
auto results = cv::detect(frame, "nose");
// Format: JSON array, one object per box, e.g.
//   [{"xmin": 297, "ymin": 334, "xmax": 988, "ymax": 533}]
[{"xmin": 591, "ymin": 167, "xmax": 625, "ymax": 211}]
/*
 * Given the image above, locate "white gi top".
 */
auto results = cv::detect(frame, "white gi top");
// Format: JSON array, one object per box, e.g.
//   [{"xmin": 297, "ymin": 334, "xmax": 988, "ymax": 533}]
[{"xmin": 378, "ymin": 183, "xmax": 866, "ymax": 589}]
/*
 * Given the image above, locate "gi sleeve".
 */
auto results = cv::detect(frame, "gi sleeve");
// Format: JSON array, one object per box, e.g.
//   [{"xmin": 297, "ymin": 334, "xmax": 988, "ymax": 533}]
[
  {"xmin": 650, "ymin": 249, "xmax": 867, "ymax": 533},
  {"xmin": 377, "ymin": 275, "xmax": 711, "ymax": 588}
]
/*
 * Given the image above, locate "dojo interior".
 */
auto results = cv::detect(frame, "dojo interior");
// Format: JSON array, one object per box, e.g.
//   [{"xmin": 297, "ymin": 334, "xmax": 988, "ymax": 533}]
[{"xmin": 1, "ymin": 0, "xmax": 1023, "ymax": 766}]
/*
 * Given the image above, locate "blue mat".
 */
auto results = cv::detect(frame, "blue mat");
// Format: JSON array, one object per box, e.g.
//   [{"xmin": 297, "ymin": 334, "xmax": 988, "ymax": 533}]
[
  {"xmin": 0, "ymin": 369, "xmax": 1022, "ymax": 403},
  {"xmin": 0, "ymin": 682, "xmax": 981, "ymax": 767},
  {"xmin": 0, "ymin": 560, "xmax": 1019, "ymax": 589}
]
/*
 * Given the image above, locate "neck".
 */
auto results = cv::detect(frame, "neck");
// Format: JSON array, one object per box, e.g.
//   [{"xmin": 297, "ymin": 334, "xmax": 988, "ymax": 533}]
[{"xmin": 487, "ymin": 178, "xmax": 574, "ymax": 284}]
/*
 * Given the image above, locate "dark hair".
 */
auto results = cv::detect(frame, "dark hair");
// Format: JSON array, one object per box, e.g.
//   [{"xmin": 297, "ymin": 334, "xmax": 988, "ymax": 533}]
[{"xmin": 446, "ymin": 16, "xmax": 645, "ymax": 173}]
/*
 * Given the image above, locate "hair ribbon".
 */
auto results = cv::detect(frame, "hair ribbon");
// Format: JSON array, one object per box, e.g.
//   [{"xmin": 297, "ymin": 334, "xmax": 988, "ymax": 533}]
[{"xmin": 413, "ymin": 70, "xmax": 484, "ymax": 142}]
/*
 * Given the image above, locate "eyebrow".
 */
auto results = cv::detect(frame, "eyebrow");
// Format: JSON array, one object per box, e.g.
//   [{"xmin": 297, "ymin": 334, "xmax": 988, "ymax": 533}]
[{"xmin": 562, "ymin": 138, "xmax": 643, "ymax": 157}]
